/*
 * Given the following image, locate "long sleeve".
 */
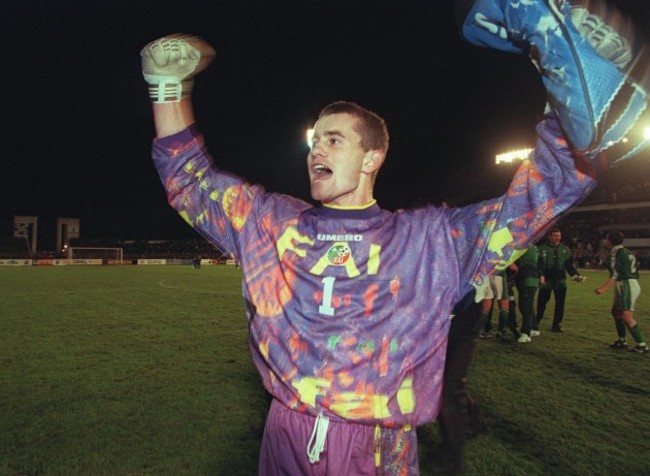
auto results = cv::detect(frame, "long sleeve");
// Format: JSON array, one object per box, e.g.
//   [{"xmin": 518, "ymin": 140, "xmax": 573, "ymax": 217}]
[
  {"xmin": 447, "ymin": 113, "xmax": 597, "ymax": 298},
  {"xmin": 563, "ymin": 253, "xmax": 580, "ymax": 277},
  {"xmin": 151, "ymin": 126, "xmax": 311, "ymax": 260}
]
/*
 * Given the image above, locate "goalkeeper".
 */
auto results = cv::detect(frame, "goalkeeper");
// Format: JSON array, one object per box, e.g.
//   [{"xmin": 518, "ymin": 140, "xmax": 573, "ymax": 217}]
[{"xmin": 140, "ymin": 1, "xmax": 647, "ymax": 474}]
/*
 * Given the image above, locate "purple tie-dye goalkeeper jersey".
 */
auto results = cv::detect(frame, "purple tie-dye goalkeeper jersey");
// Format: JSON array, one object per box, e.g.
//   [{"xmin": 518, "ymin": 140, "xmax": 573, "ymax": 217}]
[{"xmin": 152, "ymin": 115, "xmax": 596, "ymax": 428}]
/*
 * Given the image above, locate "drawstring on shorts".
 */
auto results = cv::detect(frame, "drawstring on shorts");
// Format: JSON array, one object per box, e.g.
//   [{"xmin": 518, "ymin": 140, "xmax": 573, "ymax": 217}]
[{"xmin": 306, "ymin": 413, "xmax": 329, "ymax": 464}]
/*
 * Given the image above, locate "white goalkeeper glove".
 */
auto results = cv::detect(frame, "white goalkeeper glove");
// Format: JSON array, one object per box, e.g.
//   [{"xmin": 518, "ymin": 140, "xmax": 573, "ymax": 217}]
[
  {"xmin": 141, "ymin": 35, "xmax": 216, "ymax": 103},
  {"xmin": 570, "ymin": 6, "xmax": 632, "ymax": 70},
  {"xmin": 572, "ymin": 275, "xmax": 587, "ymax": 283}
]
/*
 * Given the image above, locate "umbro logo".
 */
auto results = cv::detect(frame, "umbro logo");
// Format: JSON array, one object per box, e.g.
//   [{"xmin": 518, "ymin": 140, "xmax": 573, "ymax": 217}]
[{"xmin": 317, "ymin": 234, "xmax": 363, "ymax": 242}]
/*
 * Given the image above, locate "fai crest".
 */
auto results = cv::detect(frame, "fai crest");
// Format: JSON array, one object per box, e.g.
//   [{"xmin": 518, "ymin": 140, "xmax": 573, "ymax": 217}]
[{"xmin": 326, "ymin": 244, "xmax": 351, "ymax": 265}]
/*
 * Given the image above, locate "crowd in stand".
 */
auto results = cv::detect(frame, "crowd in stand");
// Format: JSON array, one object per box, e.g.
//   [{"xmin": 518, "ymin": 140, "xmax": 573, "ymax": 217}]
[
  {"xmin": 585, "ymin": 179, "xmax": 650, "ymax": 205},
  {"xmin": 118, "ymin": 239, "xmax": 225, "ymax": 260}
]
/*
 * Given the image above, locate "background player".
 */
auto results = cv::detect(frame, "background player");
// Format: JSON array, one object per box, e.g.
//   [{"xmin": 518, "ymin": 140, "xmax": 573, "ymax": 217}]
[
  {"xmin": 595, "ymin": 231, "xmax": 648, "ymax": 353},
  {"xmin": 478, "ymin": 271, "xmax": 514, "ymax": 341},
  {"xmin": 512, "ymin": 245, "xmax": 542, "ymax": 343}
]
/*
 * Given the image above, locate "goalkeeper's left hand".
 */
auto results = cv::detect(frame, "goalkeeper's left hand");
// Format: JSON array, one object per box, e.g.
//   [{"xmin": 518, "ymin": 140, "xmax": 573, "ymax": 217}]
[{"xmin": 572, "ymin": 275, "xmax": 587, "ymax": 283}]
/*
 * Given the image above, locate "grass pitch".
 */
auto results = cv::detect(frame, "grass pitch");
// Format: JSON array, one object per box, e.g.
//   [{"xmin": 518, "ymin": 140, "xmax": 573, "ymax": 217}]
[{"xmin": 0, "ymin": 266, "xmax": 648, "ymax": 475}]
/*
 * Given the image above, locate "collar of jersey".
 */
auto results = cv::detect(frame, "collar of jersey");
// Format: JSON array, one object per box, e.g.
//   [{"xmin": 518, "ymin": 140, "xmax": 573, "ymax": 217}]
[{"xmin": 316, "ymin": 200, "xmax": 381, "ymax": 219}]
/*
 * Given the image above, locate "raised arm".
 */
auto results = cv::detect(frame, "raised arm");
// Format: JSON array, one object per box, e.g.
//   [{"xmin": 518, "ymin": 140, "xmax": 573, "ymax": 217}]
[
  {"xmin": 450, "ymin": 0, "xmax": 648, "ymax": 298},
  {"xmin": 140, "ymin": 35, "xmax": 249, "ymax": 257}
]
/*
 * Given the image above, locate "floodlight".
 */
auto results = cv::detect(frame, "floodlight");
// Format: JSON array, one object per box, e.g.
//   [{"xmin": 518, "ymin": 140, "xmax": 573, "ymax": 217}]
[{"xmin": 495, "ymin": 148, "xmax": 534, "ymax": 165}]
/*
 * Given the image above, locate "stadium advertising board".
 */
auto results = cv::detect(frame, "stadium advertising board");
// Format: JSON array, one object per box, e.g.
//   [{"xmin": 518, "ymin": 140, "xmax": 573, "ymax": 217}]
[
  {"xmin": 0, "ymin": 259, "xmax": 32, "ymax": 266},
  {"xmin": 137, "ymin": 259, "xmax": 167, "ymax": 265},
  {"xmin": 51, "ymin": 259, "xmax": 103, "ymax": 266}
]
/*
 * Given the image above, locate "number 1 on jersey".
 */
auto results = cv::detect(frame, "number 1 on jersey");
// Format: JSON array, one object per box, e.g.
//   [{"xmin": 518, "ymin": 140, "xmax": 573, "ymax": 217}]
[{"xmin": 319, "ymin": 277, "xmax": 336, "ymax": 316}]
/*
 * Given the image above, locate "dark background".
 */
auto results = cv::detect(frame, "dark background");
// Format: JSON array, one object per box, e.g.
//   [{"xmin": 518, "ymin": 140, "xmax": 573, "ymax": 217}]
[{"xmin": 2, "ymin": 0, "xmax": 649, "ymax": 250}]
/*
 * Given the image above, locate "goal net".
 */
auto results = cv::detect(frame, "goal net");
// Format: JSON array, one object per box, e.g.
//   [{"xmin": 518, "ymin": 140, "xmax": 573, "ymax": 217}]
[{"xmin": 68, "ymin": 247, "xmax": 123, "ymax": 263}]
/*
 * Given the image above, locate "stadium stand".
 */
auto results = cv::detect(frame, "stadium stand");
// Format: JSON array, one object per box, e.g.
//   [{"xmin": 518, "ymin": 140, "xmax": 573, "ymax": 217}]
[
  {"xmin": 0, "ymin": 237, "xmax": 31, "ymax": 259},
  {"xmin": 65, "ymin": 238, "xmax": 226, "ymax": 260}
]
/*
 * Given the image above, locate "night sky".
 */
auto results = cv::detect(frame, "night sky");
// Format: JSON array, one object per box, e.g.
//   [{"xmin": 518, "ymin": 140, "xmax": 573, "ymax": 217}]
[{"xmin": 3, "ymin": 0, "xmax": 649, "ymax": 249}]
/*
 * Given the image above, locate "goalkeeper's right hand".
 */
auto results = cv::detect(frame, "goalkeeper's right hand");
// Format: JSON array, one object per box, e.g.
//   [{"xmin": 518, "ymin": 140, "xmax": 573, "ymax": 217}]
[{"xmin": 141, "ymin": 35, "xmax": 216, "ymax": 103}]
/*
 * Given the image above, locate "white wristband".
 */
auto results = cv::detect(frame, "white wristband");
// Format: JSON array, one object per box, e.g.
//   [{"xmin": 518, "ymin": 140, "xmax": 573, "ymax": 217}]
[{"xmin": 147, "ymin": 80, "xmax": 194, "ymax": 103}]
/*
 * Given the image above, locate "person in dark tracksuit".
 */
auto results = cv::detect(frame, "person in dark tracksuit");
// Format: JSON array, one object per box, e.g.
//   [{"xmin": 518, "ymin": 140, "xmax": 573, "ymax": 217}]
[{"xmin": 536, "ymin": 228, "xmax": 586, "ymax": 332}]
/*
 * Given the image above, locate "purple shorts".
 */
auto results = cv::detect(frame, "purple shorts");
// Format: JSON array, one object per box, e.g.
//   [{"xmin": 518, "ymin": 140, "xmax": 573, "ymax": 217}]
[{"xmin": 259, "ymin": 399, "xmax": 419, "ymax": 475}]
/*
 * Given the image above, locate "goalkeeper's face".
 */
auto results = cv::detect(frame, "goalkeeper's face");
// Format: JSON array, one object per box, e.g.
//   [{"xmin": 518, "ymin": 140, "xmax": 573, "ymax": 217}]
[{"xmin": 307, "ymin": 112, "xmax": 383, "ymax": 207}]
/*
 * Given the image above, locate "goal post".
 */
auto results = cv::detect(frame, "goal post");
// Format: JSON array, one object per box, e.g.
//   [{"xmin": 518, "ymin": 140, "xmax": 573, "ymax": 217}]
[{"xmin": 67, "ymin": 247, "xmax": 123, "ymax": 263}]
